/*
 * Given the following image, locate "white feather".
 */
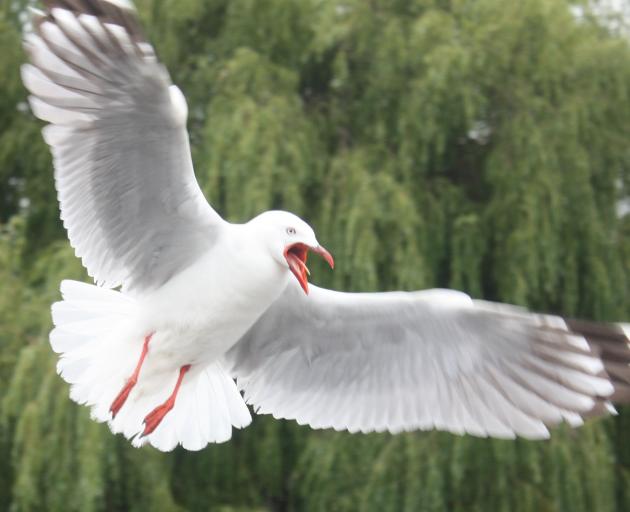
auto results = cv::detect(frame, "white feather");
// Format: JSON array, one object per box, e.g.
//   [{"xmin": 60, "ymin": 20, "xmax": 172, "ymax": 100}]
[
  {"xmin": 28, "ymin": 96, "xmax": 94, "ymax": 124},
  {"xmin": 25, "ymin": 33, "xmax": 83, "ymax": 80},
  {"xmin": 51, "ymin": 280, "xmax": 253, "ymax": 451}
]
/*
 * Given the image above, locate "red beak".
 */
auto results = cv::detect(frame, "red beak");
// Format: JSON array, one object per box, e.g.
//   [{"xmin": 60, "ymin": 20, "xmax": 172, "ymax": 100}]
[{"xmin": 283, "ymin": 243, "xmax": 334, "ymax": 294}]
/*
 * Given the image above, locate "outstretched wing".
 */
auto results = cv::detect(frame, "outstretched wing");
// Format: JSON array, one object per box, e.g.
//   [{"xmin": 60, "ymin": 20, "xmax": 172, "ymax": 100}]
[
  {"xmin": 226, "ymin": 282, "xmax": 630, "ymax": 439},
  {"xmin": 22, "ymin": 0, "xmax": 223, "ymax": 292}
]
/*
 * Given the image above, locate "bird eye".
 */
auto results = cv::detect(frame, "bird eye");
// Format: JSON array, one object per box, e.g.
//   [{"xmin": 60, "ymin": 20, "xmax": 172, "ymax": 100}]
[{"xmin": 286, "ymin": 227, "xmax": 296, "ymax": 235}]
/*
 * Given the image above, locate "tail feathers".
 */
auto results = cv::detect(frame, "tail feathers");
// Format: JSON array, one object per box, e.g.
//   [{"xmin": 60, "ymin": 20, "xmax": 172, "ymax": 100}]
[
  {"xmin": 51, "ymin": 280, "xmax": 252, "ymax": 451},
  {"xmin": 51, "ymin": 280, "xmax": 136, "ymax": 383},
  {"xmin": 129, "ymin": 363, "xmax": 252, "ymax": 451}
]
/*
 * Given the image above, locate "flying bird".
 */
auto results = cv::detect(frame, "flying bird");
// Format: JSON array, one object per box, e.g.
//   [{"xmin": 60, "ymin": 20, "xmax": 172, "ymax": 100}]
[{"xmin": 22, "ymin": 0, "xmax": 630, "ymax": 451}]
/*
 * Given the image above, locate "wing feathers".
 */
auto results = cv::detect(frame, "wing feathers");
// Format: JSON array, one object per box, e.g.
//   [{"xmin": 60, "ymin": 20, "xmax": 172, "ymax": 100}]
[
  {"xmin": 23, "ymin": 1, "xmax": 223, "ymax": 291},
  {"xmin": 227, "ymin": 284, "xmax": 630, "ymax": 439}
]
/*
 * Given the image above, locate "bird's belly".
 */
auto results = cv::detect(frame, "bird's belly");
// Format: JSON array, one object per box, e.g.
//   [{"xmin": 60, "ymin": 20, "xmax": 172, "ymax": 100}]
[
  {"xmin": 136, "ymin": 247, "xmax": 288, "ymax": 369},
  {"xmin": 149, "ymin": 308, "xmax": 256, "ymax": 367},
  {"xmin": 142, "ymin": 332, "xmax": 228, "ymax": 373}
]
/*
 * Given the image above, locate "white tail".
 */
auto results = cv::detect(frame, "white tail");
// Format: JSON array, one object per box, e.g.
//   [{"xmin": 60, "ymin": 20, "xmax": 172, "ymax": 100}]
[{"xmin": 51, "ymin": 280, "xmax": 252, "ymax": 451}]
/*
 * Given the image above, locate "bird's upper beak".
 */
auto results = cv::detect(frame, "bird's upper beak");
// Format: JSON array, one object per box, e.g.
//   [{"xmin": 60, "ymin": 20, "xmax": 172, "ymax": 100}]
[{"xmin": 283, "ymin": 243, "xmax": 334, "ymax": 294}]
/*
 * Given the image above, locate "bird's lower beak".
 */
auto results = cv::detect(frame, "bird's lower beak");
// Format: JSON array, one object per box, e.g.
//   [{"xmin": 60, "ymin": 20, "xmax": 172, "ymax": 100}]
[{"xmin": 284, "ymin": 243, "xmax": 334, "ymax": 294}]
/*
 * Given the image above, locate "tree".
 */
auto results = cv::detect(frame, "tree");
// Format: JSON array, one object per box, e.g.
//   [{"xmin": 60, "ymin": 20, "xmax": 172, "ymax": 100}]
[{"xmin": 1, "ymin": 0, "xmax": 629, "ymax": 510}]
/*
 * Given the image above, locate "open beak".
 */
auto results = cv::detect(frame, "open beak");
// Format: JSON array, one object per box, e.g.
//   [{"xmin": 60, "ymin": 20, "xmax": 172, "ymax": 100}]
[{"xmin": 283, "ymin": 243, "xmax": 334, "ymax": 294}]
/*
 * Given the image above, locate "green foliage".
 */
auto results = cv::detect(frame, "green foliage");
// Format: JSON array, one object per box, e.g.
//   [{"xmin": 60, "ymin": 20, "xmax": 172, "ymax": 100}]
[{"xmin": 1, "ymin": 0, "xmax": 629, "ymax": 510}]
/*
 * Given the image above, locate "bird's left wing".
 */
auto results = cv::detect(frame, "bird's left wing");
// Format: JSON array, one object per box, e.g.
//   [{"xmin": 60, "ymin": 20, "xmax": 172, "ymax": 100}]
[
  {"xmin": 22, "ymin": 0, "xmax": 223, "ymax": 292},
  {"xmin": 226, "ymin": 282, "xmax": 630, "ymax": 439}
]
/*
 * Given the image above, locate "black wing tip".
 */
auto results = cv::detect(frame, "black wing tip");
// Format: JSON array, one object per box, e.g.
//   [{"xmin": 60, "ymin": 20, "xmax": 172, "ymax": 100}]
[
  {"xmin": 564, "ymin": 318, "xmax": 630, "ymax": 405},
  {"xmin": 42, "ymin": 0, "xmax": 135, "ymax": 14},
  {"xmin": 38, "ymin": 0, "xmax": 145, "ymax": 43},
  {"xmin": 565, "ymin": 318, "xmax": 629, "ymax": 344}
]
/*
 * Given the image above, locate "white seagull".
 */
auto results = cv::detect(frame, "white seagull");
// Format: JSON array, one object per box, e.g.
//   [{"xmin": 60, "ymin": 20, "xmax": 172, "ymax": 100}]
[{"xmin": 22, "ymin": 0, "xmax": 630, "ymax": 451}]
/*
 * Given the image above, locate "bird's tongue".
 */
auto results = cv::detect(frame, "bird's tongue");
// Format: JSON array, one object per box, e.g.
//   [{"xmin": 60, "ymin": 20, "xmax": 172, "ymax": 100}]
[
  {"xmin": 284, "ymin": 243, "xmax": 334, "ymax": 294},
  {"xmin": 285, "ymin": 245, "xmax": 310, "ymax": 294}
]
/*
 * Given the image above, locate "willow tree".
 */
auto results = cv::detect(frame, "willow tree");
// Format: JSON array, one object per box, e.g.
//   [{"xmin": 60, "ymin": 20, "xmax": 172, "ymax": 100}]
[{"xmin": 1, "ymin": 0, "xmax": 630, "ymax": 510}]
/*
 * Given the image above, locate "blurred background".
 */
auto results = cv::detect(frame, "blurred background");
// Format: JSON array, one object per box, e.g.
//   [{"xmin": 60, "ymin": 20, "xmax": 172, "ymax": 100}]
[{"xmin": 1, "ymin": 0, "xmax": 630, "ymax": 510}]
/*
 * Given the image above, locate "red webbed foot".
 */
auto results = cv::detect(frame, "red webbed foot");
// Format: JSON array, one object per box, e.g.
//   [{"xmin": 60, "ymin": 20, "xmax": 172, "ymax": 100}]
[
  {"xmin": 141, "ymin": 364, "xmax": 191, "ymax": 437},
  {"xmin": 110, "ymin": 333, "xmax": 153, "ymax": 418}
]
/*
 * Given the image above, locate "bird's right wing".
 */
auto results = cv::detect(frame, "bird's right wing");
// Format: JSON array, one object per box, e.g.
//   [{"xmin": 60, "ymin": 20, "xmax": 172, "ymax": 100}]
[
  {"xmin": 22, "ymin": 0, "xmax": 223, "ymax": 292},
  {"xmin": 226, "ymin": 282, "xmax": 630, "ymax": 439}
]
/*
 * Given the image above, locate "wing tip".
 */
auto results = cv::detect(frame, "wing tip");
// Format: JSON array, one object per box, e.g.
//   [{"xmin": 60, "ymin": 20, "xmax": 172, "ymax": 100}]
[{"xmin": 41, "ymin": 0, "xmax": 144, "ymax": 44}]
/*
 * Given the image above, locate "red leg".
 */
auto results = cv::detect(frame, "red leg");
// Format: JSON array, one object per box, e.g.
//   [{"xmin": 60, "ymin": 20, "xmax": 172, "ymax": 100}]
[
  {"xmin": 141, "ymin": 364, "xmax": 191, "ymax": 437},
  {"xmin": 110, "ymin": 333, "xmax": 153, "ymax": 418}
]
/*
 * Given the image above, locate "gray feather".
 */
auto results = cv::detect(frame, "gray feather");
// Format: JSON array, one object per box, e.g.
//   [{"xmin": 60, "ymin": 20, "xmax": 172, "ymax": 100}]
[
  {"xmin": 23, "ymin": 1, "xmax": 223, "ymax": 292},
  {"xmin": 226, "ymin": 282, "xmax": 630, "ymax": 439}
]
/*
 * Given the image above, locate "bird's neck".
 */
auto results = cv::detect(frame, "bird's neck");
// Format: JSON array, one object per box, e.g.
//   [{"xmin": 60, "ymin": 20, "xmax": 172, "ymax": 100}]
[{"xmin": 218, "ymin": 222, "xmax": 291, "ymax": 304}]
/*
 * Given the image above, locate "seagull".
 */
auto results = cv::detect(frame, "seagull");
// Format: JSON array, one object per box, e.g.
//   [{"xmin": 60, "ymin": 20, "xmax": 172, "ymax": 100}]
[{"xmin": 22, "ymin": 0, "xmax": 630, "ymax": 452}]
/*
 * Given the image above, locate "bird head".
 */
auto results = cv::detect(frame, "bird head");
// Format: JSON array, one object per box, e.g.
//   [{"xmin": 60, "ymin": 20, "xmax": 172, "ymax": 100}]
[{"xmin": 249, "ymin": 211, "xmax": 334, "ymax": 294}]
